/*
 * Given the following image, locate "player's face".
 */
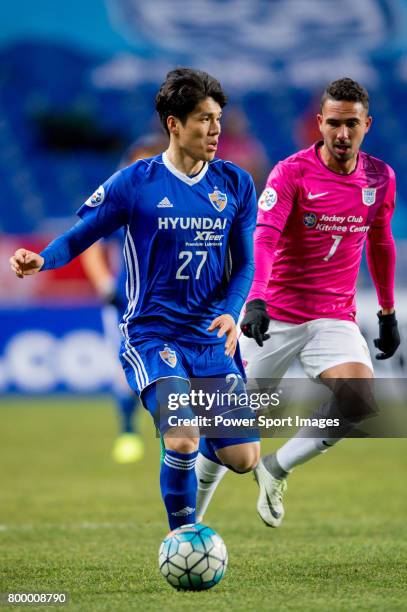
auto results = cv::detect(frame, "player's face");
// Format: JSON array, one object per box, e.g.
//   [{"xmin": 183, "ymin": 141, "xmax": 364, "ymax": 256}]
[
  {"xmin": 173, "ymin": 97, "xmax": 222, "ymax": 162},
  {"xmin": 317, "ymin": 99, "xmax": 372, "ymax": 164}
]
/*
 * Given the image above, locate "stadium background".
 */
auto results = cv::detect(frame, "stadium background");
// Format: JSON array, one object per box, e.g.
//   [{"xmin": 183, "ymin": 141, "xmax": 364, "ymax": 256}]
[{"xmin": 0, "ymin": 0, "xmax": 406, "ymax": 393}]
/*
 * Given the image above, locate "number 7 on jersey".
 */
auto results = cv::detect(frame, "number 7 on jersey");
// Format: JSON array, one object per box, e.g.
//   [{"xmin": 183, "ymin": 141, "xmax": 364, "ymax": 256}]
[{"xmin": 323, "ymin": 235, "xmax": 343, "ymax": 261}]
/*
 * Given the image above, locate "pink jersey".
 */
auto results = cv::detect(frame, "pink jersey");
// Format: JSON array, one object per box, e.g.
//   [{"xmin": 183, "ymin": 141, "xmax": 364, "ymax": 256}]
[{"xmin": 249, "ymin": 143, "xmax": 396, "ymax": 324}]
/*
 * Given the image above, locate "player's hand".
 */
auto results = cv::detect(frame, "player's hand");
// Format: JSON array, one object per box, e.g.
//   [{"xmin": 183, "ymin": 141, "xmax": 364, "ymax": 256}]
[
  {"xmin": 9, "ymin": 249, "xmax": 44, "ymax": 278},
  {"xmin": 374, "ymin": 310, "xmax": 400, "ymax": 360},
  {"xmin": 240, "ymin": 299, "xmax": 270, "ymax": 347},
  {"xmin": 208, "ymin": 314, "xmax": 237, "ymax": 357}
]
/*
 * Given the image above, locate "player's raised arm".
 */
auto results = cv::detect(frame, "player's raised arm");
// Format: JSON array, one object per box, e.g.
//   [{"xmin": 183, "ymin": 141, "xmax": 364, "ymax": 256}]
[
  {"xmin": 10, "ymin": 169, "xmax": 129, "ymax": 279},
  {"xmin": 10, "ymin": 218, "xmax": 108, "ymax": 278}
]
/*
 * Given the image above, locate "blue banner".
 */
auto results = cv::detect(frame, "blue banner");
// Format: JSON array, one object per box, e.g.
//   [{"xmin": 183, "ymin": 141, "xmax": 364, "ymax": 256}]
[{"xmin": 0, "ymin": 306, "xmax": 115, "ymax": 394}]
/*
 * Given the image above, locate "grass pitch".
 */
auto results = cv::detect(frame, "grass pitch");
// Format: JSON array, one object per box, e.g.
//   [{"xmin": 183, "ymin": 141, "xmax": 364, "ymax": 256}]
[{"xmin": 1, "ymin": 397, "xmax": 406, "ymax": 611}]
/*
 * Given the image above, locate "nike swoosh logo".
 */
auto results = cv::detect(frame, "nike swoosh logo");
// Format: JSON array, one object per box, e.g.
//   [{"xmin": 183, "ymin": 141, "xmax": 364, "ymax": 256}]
[
  {"xmin": 254, "ymin": 469, "xmax": 281, "ymax": 520},
  {"xmin": 308, "ymin": 191, "xmax": 329, "ymax": 199},
  {"xmin": 266, "ymin": 491, "xmax": 282, "ymax": 519}
]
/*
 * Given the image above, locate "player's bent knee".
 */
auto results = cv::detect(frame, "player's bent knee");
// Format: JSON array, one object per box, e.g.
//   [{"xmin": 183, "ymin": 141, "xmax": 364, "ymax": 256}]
[
  {"xmin": 164, "ymin": 430, "xmax": 199, "ymax": 454},
  {"xmin": 217, "ymin": 442, "xmax": 260, "ymax": 474},
  {"xmin": 322, "ymin": 376, "xmax": 377, "ymax": 423}
]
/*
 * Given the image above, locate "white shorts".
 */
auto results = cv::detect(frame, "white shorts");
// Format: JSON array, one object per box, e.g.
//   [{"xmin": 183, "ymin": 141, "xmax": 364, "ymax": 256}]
[{"xmin": 240, "ymin": 318, "xmax": 373, "ymax": 380}]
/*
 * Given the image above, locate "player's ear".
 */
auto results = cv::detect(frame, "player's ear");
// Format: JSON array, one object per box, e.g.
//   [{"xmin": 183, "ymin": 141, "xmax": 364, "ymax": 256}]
[
  {"xmin": 316, "ymin": 113, "xmax": 323, "ymax": 133},
  {"xmin": 365, "ymin": 115, "xmax": 372, "ymax": 133},
  {"xmin": 167, "ymin": 115, "xmax": 179, "ymax": 136}
]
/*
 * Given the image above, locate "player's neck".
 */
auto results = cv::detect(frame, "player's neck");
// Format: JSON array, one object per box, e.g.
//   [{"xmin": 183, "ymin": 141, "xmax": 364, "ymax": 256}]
[
  {"xmin": 319, "ymin": 143, "xmax": 358, "ymax": 175},
  {"xmin": 165, "ymin": 146, "xmax": 206, "ymax": 177}
]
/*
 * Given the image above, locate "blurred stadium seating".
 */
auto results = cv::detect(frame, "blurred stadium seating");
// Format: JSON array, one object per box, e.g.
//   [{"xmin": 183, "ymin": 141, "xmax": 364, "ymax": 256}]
[{"xmin": 1, "ymin": 0, "xmax": 406, "ymax": 236}]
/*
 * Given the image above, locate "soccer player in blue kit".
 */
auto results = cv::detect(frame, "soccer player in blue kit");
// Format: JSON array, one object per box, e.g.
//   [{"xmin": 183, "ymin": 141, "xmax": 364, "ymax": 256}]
[{"xmin": 10, "ymin": 68, "xmax": 260, "ymax": 530}]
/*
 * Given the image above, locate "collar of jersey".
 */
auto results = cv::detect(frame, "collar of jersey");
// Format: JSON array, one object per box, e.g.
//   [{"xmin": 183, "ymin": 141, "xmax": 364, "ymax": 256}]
[
  {"xmin": 314, "ymin": 141, "xmax": 361, "ymax": 177},
  {"xmin": 162, "ymin": 151, "xmax": 209, "ymax": 185}
]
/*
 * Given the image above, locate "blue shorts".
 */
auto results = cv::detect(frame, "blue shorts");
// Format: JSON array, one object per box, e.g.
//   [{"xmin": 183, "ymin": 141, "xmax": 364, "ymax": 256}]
[
  {"xmin": 120, "ymin": 335, "xmax": 245, "ymax": 395},
  {"xmin": 120, "ymin": 335, "xmax": 259, "ymax": 449}
]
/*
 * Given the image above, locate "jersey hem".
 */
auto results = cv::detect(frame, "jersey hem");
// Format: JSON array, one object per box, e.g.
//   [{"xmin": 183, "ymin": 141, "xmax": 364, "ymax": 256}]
[{"xmin": 267, "ymin": 309, "xmax": 357, "ymax": 325}]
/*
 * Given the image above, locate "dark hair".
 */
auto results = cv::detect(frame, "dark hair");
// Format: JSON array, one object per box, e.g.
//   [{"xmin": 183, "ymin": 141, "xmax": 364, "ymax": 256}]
[
  {"xmin": 155, "ymin": 67, "xmax": 227, "ymax": 135},
  {"xmin": 321, "ymin": 77, "xmax": 369, "ymax": 111}
]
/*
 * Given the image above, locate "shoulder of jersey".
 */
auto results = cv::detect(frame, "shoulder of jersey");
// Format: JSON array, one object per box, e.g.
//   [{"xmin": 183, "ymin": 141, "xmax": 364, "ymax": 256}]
[
  {"xmin": 214, "ymin": 158, "xmax": 253, "ymax": 181},
  {"xmin": 272, "ymin": 145, "xmax": 314, "ymax": 174},
  {"xmin": 282, "ymin": 144, "xmax": 315, "ymax": 165},
  {"xmin": 360, "ymin": 150, "xmax": 395, "ymax": 179},
  {"xmin": 120, "ymin": 154, "xmax": 164, "ymax": 183}
]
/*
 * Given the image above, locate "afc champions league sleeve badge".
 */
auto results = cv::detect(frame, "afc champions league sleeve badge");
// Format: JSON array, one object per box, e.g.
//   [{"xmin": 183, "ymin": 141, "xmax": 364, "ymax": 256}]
[
  {"xmin": 362, "ymin": 187, "xmax": 377, "ymax": 206},
  {"xmin": 258, "ymin": 187, "xmax": 278, "ymax": 211},
  {"xmin": 85, "ymin": 185, "xmax": 105, "ymax": 207}
]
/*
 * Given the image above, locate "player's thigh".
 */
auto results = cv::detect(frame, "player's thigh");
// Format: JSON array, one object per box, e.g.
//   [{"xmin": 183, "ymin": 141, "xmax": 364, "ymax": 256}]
[
  {"xmin": 300, "ymin": 319, "xmax": 374, "ymax": 379},
  {"xmin": 142, "ymin": 377, "xmax": 200, "ymax": 452},
  {"xmin": 320, "ymin": 362, "xmax": 373, "ymax": 379},
  {"xmin": 239, "ymin": 319, "xmax": 308, "ymax": 380}
]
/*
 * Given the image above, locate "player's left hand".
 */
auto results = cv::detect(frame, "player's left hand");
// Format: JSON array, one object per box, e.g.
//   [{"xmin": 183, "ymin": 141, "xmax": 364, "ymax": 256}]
[
  {"xmin": 374, "ymin": 310, "xmax": 400, "ymax": 360},
  {"xmin": 208, "ymin": 314, "xmax": 237, "ymax": 357}
]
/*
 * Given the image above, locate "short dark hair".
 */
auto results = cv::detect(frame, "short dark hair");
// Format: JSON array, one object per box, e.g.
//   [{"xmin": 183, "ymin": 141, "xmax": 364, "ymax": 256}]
[
  {"xmin": 155, "ymin": 67, "xmax": 227, "ymax": 135},
  {"xmin": 321, "ymin": 77, "xmax": 369, "ymax": 111}
]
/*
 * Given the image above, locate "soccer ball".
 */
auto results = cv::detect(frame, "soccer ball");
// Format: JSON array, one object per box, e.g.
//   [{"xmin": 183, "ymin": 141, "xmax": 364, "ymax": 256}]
[{"xmin": 158, "ymin": 523, "xmax": 228, "ymax": 590}]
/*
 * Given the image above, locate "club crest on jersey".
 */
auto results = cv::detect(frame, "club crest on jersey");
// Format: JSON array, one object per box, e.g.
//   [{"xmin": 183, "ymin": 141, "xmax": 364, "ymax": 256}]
[
  {"xmin": 86, "ymin": 186, "xmax": 105, "ymax": 207},
  {"xmin": 303, "ymin": 212, "xmax": 317, "ymax": 228},
  {"xmin": 159, "ymin": 344, "xmax": 177, "ymax": 368},
  {"xmin": 208, "ymin": 190, "xmax": 227, "ymax": 212},
  {"xmin": 258, "ymin": 187, "xmax": 278, "ymax": 211},
  {"xmin": 362, "ymin": 187, "xmax": 376, "ymax": 206}
]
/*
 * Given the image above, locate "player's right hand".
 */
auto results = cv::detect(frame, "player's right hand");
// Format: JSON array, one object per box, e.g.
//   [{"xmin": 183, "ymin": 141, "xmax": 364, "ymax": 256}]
[
  {"xmin": 240, "ymin": 299, "xmax": 270, "ymax": 347},
  {"xmin": 9, "ymin": 249, "xmax": 44, "ymax": 278}
]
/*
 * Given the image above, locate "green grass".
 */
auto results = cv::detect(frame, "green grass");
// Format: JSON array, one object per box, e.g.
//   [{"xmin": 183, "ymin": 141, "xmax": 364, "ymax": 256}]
[{"xmin": 1, "ymin": 398, "xmax": 406, "ymax": 611}]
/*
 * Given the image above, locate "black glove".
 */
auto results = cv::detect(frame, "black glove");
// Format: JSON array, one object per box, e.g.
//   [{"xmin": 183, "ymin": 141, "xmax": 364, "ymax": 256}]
[
  {"xmin": 240, "ymin": 299, "xmax": 270, "ymax": 347},
  {"xmin": 374, "ymin": 311, "xmax": 400, "ymax": 360}
]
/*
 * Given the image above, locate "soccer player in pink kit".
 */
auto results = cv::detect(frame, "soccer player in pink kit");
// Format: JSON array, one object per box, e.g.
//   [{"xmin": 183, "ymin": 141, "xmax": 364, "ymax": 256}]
[{"xmin": 195, "ymin": 78, "xmax": 400, "ymax": 527}]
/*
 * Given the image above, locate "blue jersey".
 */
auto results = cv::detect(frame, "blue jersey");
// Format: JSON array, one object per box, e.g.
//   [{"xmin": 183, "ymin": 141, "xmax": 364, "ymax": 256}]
[{"xmin": 77, "ymin": 152, "xmax": 257, "ymax": 343}]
